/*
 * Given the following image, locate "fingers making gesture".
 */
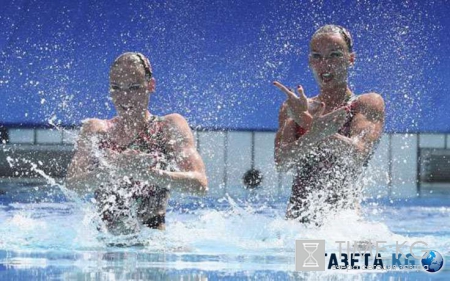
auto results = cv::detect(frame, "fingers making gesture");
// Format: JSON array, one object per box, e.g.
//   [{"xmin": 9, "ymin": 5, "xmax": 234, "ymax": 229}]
[
  {"xmin": 273, "ymin": 81, "xmax": 312, "ymax": 127},
  {"xmin": 274, "ymin": 81, "xmax": 348, "ymax": 141}
]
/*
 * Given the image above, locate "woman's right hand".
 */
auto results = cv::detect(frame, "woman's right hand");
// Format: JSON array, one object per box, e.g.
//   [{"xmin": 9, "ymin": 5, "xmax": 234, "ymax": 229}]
[{"xmin": 273, "ymin": 81, "xmax": 313, "ymax": 128}]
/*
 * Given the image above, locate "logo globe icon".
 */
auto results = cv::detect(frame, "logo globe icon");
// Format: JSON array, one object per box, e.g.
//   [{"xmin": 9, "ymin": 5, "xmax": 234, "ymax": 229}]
[{"xmin": 421, "ymin": 250, "xmax": 444, "ymax": 273}]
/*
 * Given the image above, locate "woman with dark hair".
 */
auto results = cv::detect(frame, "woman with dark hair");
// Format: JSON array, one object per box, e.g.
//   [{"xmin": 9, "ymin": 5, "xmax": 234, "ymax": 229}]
[{"xmin": 274, "ymin": 25, "xmax": 385, "ymax": 224}]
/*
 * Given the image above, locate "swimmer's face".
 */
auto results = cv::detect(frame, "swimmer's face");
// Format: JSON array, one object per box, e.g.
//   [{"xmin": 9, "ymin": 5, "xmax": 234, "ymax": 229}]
[
  {"xmin": 109, "ymin": 59, "xmax": 155, "ymax": 117},
  {"xmin": 309, "ymin": 33, "xmax": 355, "ymax": 89}
]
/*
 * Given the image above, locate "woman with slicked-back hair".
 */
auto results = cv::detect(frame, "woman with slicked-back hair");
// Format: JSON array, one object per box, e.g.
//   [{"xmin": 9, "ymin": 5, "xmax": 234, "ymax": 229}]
[
  {"xmin": 274, "ymin": 25, "xmax": 385, "ymax": 225},
  {"xmin": 66, "ymin": 52, "xmax": 208, "ymax": 234}
]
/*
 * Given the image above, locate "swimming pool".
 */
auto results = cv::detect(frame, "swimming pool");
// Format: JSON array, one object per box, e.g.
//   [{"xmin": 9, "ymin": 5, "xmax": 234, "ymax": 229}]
[{"xmin": 0, "ymin": 181, "xmax": 448, "ymax": 280}]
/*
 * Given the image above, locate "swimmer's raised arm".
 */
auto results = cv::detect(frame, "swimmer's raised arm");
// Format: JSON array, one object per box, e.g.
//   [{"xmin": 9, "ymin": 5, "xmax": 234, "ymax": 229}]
[
  {"xmin": 65, "ymin": 119, "xmax": 110, "ymax": 193},
  {"xmin": 274, "ymin": 104, "xmax": 299, "ymax": 172},
  {"xmin": 274, "ymin": 81, "xmax": 314, "ymax": 172},
  {"xmin": 274, "ymin": 101, "xmax": 348, "ymax": 172}
]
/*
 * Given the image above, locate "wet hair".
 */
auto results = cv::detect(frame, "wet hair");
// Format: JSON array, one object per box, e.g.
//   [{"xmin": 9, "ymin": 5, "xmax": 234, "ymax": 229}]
[
  {"xmin": 312, "ymin": 25, "xmax": 353, "ymax": 53},
  {"xmin": 111, "ymin": 52, "xmax": 153, "ymax": 81}
]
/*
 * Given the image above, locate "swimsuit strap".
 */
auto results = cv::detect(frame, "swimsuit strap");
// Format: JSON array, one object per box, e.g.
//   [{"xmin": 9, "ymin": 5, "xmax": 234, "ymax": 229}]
[
  {"xmin": 338, "ymin": 93, "xmax": 359, "ymax": 138},
  {"xmin": 150, "ymin": 115, "xmax": 165, "ymax": 122},
  {"xmin": 348, "ymin": 94, "xmax": 357, "ymax": 103},
  {"xmin": 344, "ymin": 88, "xmax": 357, "ymax": 104}
]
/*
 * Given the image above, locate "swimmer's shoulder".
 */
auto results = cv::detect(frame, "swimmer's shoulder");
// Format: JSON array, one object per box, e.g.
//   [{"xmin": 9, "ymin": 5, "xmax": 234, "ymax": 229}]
[
  {"xmin": 160, "ymin": 113, "xmax": 189, "ymax": 128},
  {"xmin": 353, "ymin": 92, "xmax": 384, "ymax": 112},
  {"xmin": 160, "ymin": 113, "xmax": 193, "ymax": 139}
]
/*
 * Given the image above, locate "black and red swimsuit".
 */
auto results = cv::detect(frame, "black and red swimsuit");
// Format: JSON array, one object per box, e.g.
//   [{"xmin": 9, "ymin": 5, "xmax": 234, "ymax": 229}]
[
  {"xmin": 286, "ymin": 96, "xmax": 361, "ymax": 224},
  {"xmin": 95, "ymin": 115, "xmax": 174, "ymax": 230}
]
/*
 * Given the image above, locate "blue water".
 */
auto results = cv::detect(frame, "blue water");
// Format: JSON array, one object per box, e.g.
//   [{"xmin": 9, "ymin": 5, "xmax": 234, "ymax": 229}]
[{"xmin": 0, "ymin": 182, "xmax": 449, "ymax": 280}]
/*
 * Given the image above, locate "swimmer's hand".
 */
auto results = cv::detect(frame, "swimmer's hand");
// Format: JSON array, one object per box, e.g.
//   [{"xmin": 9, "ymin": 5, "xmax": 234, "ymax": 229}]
[
  {"xmin": 273, "ymin": 81, "xmax": 313, "ymax": 128},
  {"xmin": 144, "ymin": 168, "xmax": 167, "ymax": 186}
]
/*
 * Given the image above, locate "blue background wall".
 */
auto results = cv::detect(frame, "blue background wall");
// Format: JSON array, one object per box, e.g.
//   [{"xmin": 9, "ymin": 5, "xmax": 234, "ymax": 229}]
[{"xmin": 0, "ymin": 0, "xmax": 449, "ymax": 132}]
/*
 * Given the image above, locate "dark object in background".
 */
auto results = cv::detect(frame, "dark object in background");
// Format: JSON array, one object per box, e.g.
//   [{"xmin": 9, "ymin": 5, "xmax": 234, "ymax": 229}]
[
  {"xmin": 0, "ymin": 126, "xmax": 8, "ymax": 144},
  {"xmin": 243, "ymin": 168, "xmax": 263, "ymax": 189}
]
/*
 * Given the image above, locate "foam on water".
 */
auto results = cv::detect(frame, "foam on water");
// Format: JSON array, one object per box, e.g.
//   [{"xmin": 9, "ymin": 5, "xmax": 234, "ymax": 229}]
[
  {"xmin": 0, "ymin": 190, "xmax": 449, "ymax": 259},
  {"xmin": 1, "ymin": 186, "xmax": 449, "ymax": 281},
  {"xmin": 1, "ymin": 154, "xmax": 449, "ymax": 278}
]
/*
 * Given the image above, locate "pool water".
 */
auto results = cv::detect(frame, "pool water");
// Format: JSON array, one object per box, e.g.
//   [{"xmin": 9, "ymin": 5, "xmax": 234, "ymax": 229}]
[{"xmin": 0, "ymin": 182, "xmax": 449, "ymax": 280}]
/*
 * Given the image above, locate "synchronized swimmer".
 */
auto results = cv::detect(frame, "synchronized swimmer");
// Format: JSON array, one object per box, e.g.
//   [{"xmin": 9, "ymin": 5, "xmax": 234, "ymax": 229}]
[
  {"xmin": 274, "ymin": 25, "xmax": 384, "ymax": 224},
  {"xmin": 66, "ymin": 25, "xmax": 384, "ymax": 233},
  {"xmin": 66, "ymin": 52, "xmax": 207, "ymax": 233}
]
